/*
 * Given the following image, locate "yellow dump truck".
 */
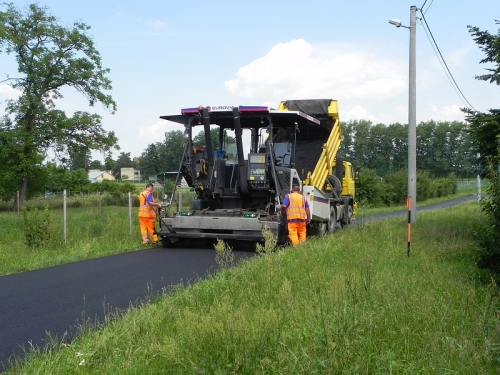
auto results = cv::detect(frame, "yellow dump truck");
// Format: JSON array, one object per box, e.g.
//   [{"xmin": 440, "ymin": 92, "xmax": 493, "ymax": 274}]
[{"xmin": 157, "ymin": 99, "xmax": 356, "ymax": 246}]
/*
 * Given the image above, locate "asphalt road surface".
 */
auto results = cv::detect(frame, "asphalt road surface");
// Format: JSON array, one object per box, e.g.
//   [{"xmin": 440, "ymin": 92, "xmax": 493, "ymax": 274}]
[{"xmin": 0, "ymin": 194, "xmax": 478, "ymax": 371}]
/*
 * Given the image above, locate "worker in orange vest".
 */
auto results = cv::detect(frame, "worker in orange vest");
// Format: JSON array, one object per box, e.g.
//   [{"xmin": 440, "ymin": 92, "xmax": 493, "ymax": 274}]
[
  {"xmin": 277, "ymin": 185, "xmax": 311, "ymax": 246},
  {"xmin": 138, "ymin": 183, "xmax": 163, "ymax": 245}
]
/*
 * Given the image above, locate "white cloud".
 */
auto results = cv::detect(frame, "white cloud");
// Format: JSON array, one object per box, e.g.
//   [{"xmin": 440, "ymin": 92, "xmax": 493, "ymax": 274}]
[
  {"xmin": 138, "ymin": 120, "xmax": 183, "ymax": 141},
  {"xmin": 342, "ymin": 104, "xmax": 377, "ymax": 122},
  {"xmin": 425, "ymin": 103, "xmax": 466, "ymax": 122},
  {"xmin": 224, "ymin": 39, "xmax": 407, "ymax": 102},
  {"xmin": 0, "ymin": 84, "xmax": 21, "ymax": 100}
]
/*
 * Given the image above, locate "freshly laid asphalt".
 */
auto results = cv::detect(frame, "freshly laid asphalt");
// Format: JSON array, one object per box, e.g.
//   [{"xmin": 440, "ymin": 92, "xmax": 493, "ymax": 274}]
[
  {"xmin": 0, "ymin": 247, "xmax": 254, "ymax": 370},
  {"xmin": 0, "ymin": 194, "xmax": 478, "ymax": 371}
]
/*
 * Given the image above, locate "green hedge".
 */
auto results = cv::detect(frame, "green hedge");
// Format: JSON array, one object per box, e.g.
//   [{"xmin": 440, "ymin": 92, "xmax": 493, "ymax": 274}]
[{"xmin": 356, "ymin": 168, "xmax": 458, "ymax": 207}]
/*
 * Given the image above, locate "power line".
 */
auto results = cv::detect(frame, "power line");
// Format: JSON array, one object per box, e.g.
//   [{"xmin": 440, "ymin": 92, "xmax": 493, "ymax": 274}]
[
  {"xmin": 419, "ymin": 10, "xmax": 477, "ymax": 111},
  {"xmin": 421, "ymin": 0, "xmax": 434, "ymax": 15},
  {"xmin": 418, "ymin": 18, "xmax": 471, "ymax": 109}
]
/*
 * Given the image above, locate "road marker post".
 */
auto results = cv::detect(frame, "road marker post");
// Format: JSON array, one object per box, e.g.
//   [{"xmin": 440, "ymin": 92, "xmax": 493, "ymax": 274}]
[{"xmin": 407, "ymin": 196, "xmax": 411, "ymax": 257}]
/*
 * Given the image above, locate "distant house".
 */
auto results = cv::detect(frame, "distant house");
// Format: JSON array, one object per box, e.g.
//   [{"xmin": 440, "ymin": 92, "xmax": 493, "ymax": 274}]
[
  {"xmin": 88, "ymin": 170, "xmax": 116, "ymax": 183},
  {"xmin": 120, "ymin": 167, "xmax": 141, "ymax": 181}
]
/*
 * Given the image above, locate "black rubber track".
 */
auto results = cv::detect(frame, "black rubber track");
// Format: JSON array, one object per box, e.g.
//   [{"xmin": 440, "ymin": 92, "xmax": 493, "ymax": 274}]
[{"xmin": 0, "ymin": 195, "xmax": 478, "ymax": 370}]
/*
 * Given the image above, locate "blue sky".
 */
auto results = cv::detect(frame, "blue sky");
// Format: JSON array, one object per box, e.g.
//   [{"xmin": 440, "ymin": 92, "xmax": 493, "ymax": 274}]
[{"xmin": 1, "ymin": 0, "xmax": 499, "ymax": 160}]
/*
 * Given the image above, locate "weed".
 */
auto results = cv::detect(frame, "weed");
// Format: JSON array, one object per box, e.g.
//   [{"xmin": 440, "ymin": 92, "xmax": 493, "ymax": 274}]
[
  {"xmin": 256, "ymin": 226, "xmax": 277, "ymax": 255},
  {"xmin": 214, "ymin": 239, "xmax": 235, "ymax": 269}
]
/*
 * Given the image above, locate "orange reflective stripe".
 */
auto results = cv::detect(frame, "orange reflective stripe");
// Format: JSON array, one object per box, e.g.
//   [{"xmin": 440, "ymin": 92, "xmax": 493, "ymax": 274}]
[{"xmin": 286, "ymin": 193, "xmax": 307, "ymax": 221}]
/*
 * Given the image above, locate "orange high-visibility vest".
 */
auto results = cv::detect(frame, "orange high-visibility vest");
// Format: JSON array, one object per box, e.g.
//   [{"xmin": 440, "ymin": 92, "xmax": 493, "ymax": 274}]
[
  {"xmin": 285, "ymin": 192, "xmax": 307, "ymax": 221},
  {"xmin": 138, "ymin": 190, "xmax": 156, "ymax": 218}
]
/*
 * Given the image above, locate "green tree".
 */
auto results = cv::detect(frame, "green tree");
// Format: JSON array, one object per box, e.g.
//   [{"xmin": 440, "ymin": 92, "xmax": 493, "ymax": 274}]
[
  {"xmin": 366, "ymin": 123, "xmax": 393, "ymax": 174},
  {"xmin": 194, "ymin": 127, "xmax": 220, "ymax": 152},
  {"xmin": 349, "ymin": 120, "xmax": 373, "ymax": 169},
  {"xmin": 140, "ymin": 142, "xmax": 167, "ymax": 177},
  {"xmin": 0, "ymin": 3, "xmax": 118, "ymax": 208},
  {"xmin": 43, "ymin": 162, "xmax": 68, "ymax": 192},
  {"xmin": 164, "ymin": 130, "xmax": 187, "ymax": 172},
  {"xmin": 104, "ymin": 153, "xmax": 116, "ymax": 171},
  {"xmin": 338, "ymin": 121, "xmax": 355, "ymax": 160},
  {"xmin": 132, "ymin": 157, "xmax": 141, "ymax": 169},
  {"xmin": 465, "ymin": 20, "xmax": 500, "ymax": 167},
  {"xmin": 466, "ymin": 21, "xmax": 500, "ymax": 272},
  {"xmin": 67, "ymin": 146, "xmax": 91, "ymax": 171},
  {"xmin": 89, "ymin": 159, "xmax": 104, "ymax": 170},
  {"xmin": 139, "ymin": 131, "xmax": 187, "ymax": 178},
  {"xmin": 387, "ymin": 122, "xmax": 408, "ymax": 172},
  {"xmin": 113, "ymin": 152, "xmax": 133, "ymax": 178},
  {"xmin": 42, "ymin": 163, "xmax": 90, "ymax": 192}
]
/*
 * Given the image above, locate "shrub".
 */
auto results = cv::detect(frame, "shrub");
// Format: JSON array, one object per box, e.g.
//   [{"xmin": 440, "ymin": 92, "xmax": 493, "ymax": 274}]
[
  {"xmin": 416, "ymin": 170, "xmax": 436, "ymax": 201},
  {"xmin": 434, "ymin": 174, "xmax": 458, "ymax": 197},
  {"xmin": 474, "ymin": 155, "xmax": 500, "ymax": 273},
  {"xmin": 355, "ymin": 168, "xmax": 385, "ymax": 207},
  {"xmin": 383, "ymin": 169, "xmax": 408, "ymax": 205},
  {"xmin": 22, "ymin": 205, "xmax": 51, "ymax": 249}
]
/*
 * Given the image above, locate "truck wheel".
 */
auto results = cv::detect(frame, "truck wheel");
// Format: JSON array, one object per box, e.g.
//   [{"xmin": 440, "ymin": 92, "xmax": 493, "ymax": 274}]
[
  {"xmin": 341, "ymin": 205, "xmax": 353, "ymax": 227},
  {"xmin": 328, "ymin": 206, "xmax": 336, "ymax": 233}
]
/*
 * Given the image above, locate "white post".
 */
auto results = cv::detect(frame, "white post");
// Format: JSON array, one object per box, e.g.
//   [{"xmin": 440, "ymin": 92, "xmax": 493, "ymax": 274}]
[
  {"xmin": 63, "ymin": 189, "xmax": 67, "ymax": 245},
  {"xmin": 128, "ymin": 192, "xmax": 132, "ymax": 236},
  {"xmin": 477, "ymin": 153, "xmax": 481, "ymax": 203},
  {"xmin": 178, "ymin": 191, "xmax": 182, "ymax": 212},
  {"xmin": 476, "ymin": 175, "xmax": 482, "ymax": 202}
]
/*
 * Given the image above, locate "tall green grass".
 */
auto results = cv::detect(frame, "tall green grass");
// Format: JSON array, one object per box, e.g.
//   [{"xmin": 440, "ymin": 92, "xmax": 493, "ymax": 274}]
[
  {"xmin": 0, "ymin": 206, "xmax": 143, "ymax": 276},
  {"xmin": 5, "ymin": 202, "xmax": 500, "ymax": 374}
]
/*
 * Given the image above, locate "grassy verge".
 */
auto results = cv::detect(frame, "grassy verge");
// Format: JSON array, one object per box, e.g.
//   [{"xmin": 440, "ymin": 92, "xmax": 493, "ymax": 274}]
[
  {"xmin": 355, "ymin": 183, "xmax": 480, "ymax": 218},
  {"xmin": 0, "ymin": 185, "xmax": 481, "ymax": 276},
  {"xmin": 5, "ymin": 201, "xmax": 500, "ymax": 374}
]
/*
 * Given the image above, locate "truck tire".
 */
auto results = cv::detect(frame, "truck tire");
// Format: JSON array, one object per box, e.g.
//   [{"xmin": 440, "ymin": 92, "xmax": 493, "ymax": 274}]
[
  {"xmin": 341, "ymin": 205, "xmax": 353, "ymax": 227},
  {"xmin": 328, "ymin": 206, "xmax": 336, "ymax": 233}
]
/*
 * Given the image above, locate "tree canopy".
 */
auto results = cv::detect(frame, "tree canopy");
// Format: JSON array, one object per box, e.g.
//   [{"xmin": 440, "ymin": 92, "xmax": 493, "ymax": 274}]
[
  {"xmin": 338, "ymin": 120, "xmax": 475, "ymax": 179},
  {"xmin": 0, "ymin": 2, "xmax": 118, "ymax": 207},
  {"xmin": 464, "ymin": 20, "xmax": 500, "ymax": 166},
  {"xmin": 113, "ymin": 152, "xmax": 133, "ymax": 178},
  {"xmin": 139, "ymin": 130, "xmax": 187, "ymax": 178}
]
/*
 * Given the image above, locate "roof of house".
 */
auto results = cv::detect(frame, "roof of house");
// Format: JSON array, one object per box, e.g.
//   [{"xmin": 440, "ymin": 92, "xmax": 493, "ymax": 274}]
[
  {"xmin": 88, "ymin": 171, "xmax": 105, "ymax": 179},
  {"xmin": 88, "ymin": 170, "xmax": 115, "ymax": 183}
]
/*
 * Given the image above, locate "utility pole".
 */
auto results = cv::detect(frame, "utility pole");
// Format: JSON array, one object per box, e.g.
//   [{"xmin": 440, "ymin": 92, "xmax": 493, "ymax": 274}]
[{"xmin": 408, "ymin": 5, "xmax": 417, "ymax": 223}]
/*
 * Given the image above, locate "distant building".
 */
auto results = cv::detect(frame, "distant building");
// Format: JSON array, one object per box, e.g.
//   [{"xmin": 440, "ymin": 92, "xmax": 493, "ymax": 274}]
[
  {"xmin": 88, "ymin": 170, "xmax": 116, "ymax": 183},
  {"xmin": 120, "ymin": 167, "xmax": 141, "ymax": 181}
]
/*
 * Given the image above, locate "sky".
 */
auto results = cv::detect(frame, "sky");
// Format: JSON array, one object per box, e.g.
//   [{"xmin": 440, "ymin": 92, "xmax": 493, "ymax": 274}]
[{"xmin": 1, "ymin": 0, "xmax": 499, "ymax": 161}]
